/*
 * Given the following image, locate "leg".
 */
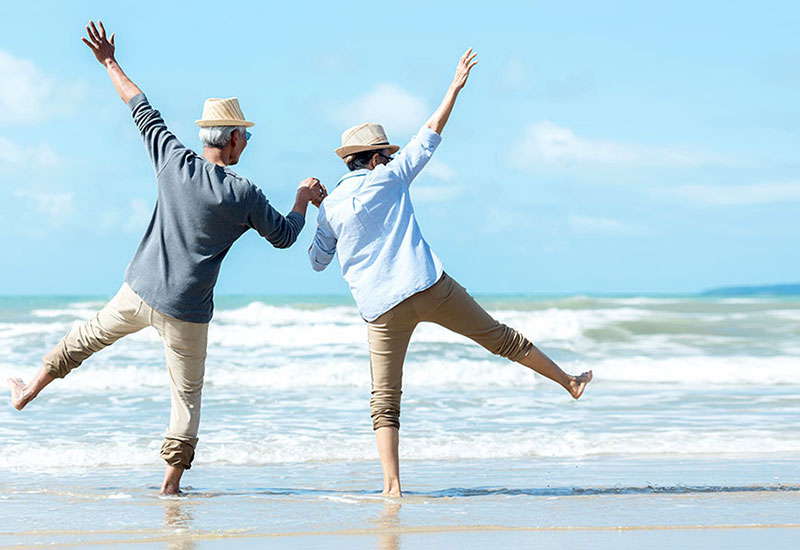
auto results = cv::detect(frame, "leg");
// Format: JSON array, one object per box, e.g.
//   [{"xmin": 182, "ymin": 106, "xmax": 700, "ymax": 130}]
[
  {"xmin": 519, "ymin": 344, "xmax": 592, "ymax": 399},
  {"xmin": 367, "ymin": 303, "xmax": 417, "ymax": 497},
  {"xmin": 153, "ymin": 312, "xmax": 208, "ymax": 495},
  {"xmin": 375, "ymin": 426, "xmax": 401, "ymax": 497},
  {"xmin": 422, "ymin": 273, "xmax": 592, "ymax": 398},
  {"xmin": 8, "ymin": 284, "xmax": 148, "ymax": 410}
]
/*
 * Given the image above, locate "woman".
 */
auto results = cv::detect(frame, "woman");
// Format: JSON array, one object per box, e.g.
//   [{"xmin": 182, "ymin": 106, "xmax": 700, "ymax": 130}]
[{"xmin": 309, "ymin": 49, "xmax": 592, "ymax": 496}]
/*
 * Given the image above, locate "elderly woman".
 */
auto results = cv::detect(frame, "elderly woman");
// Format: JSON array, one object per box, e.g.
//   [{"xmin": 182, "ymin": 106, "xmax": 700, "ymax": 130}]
[{"xmin": 309, "ymin": 49, "xmax": 592, "ymax": 496}]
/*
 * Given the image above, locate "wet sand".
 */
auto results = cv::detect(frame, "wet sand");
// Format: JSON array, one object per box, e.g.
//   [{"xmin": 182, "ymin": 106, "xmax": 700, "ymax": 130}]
[{"xmin": 2, "ymin": 457, "xmax": 799, "ymax": 549}]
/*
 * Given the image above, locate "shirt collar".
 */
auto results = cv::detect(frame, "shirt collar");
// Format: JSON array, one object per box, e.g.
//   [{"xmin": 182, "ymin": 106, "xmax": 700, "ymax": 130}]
[{"xmin": 336, "ymin": 168, "xmax": 370, "ymax": 187}]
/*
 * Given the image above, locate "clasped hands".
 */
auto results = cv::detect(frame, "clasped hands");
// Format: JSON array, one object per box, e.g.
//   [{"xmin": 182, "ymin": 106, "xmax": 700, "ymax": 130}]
[{"xmin": 297, "ymin": 177, "xmax": 327, "ymax": 207}]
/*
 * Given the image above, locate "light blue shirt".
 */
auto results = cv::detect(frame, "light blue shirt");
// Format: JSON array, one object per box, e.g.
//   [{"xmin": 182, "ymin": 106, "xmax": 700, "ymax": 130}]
[{"xmin": 309, "ymin": 126, "xmax": 444, "ymax": 321}]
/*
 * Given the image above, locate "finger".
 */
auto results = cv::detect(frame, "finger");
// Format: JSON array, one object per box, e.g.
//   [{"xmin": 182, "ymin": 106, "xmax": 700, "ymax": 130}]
[
  {"xmin": 81, "ymin": 37, "xmax": 96, "ymax": 50},
  {"xmin": 467, "ymin": 52, "xmax": 478, "ymax": 64},
  {"xmin": 97, "ymin": 20, "xmax": 106, "ymax": 39},
  {"xmin": 85, "ymin": 26, "xmax": 97, "ymax": 45},
  {"xmin": 109, "ymin": 33, "xmax": 115, "ymax": 45},
  {"xmin": 468, "ymin": 60, "xmax": 478, "ymax": 71},
  {"xmin": 89, "ymin": 21, "xmax": 101, "ymax": 42}
]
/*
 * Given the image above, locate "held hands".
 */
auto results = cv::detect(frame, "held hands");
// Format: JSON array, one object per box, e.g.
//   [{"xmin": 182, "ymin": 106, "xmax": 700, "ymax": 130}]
[
  {"xmin": 297, "ymin": 177, "xmax": 327, "ymax": 208},
  {"xmin": 450, "ymin": 48, "xmax": 478, "ymax": 92},
  {"xmin": 82, "ymin": 20, "xmax": 116, "ymax": 66}
]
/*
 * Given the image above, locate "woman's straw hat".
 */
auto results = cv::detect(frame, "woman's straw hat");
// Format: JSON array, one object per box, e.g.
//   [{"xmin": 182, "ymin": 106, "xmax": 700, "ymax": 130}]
[
  {"xmin": 195, "ymin": 97, "xmax": 254, "ymax": 127},
  {"xmin": 335, "ymin": 123, "xmax": 399, "ymax": 158}
]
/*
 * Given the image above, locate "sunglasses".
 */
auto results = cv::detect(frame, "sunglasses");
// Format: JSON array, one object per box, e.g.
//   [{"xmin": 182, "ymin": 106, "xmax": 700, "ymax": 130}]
[
  {"xmin": 377, "ymin": 151, "xmax": 393, "ymax": 162},
  {"xmin": 244, "ymin": 131, "xmax": 252, "ymax": 141}
]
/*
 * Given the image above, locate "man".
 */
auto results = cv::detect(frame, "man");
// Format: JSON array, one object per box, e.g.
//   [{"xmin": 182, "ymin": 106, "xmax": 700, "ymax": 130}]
[
  {"xmin": 6, "ymin": 21, "xmax": 325, "ymax": 494},
  {"xmin": 309, "ymin": 49, "xmax": 592, "ymax": 497}
]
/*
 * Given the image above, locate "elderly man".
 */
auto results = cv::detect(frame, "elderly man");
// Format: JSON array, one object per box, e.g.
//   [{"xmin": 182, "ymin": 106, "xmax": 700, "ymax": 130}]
[
  {"xmin": 6, "ymin": 21, "xmax": 325, "ymax": 494},
  {"xmin": 309, "ymin": 49, "xmax": 592, "ymax": 496}
]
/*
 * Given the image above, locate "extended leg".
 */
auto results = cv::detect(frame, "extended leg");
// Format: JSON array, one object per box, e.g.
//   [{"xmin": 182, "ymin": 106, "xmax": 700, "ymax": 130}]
[
  {"xmin": 424, "ymin": 274, "xmax": 592, "ymax": 398},
  {"xmin": 8, "ymin": 284, "xmax": 148, "ymax": 410}
]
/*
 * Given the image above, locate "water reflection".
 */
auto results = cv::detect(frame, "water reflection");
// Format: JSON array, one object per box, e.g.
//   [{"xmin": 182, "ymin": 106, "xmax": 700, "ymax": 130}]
[
  {"xmin": 162, "ymin": 498, "xmax": 197, "ymax": 550},
  {"xmin": 373, "ymin": 500, "xmax": 401, "ymax": 550}
]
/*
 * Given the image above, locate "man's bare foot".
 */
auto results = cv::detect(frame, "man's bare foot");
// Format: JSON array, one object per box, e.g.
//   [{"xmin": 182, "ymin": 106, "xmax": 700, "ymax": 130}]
[
  {"xmin": 160, "ymin": 484, "xmax": 183, "ymax": 496},
  {"xmin": 8, "ymin": 378, "xmax": 32, "ymax": 411},
  {"xmin": 382, "ymin": 488, "xmax": 402, "ymax": 498},
  {"xmin": 567, "ymin": 370, "xmax": 593, "ymax": 399},
  {"xmin": 160, "ymin": 465, "xmax": 185, "ymax": 495}
]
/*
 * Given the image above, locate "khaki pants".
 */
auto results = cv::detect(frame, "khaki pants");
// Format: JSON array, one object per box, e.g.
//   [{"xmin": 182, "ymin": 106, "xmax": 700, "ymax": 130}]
[
  {"xmin": 367, "ymin": 273, "xmax": 533, "ymax": 430},
  {"xmin": 42, "ymin": 283, "xmax": 208, "ymax": 469}
]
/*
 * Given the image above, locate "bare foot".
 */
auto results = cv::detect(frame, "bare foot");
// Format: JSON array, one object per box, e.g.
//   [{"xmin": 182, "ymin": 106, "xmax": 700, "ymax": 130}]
[
  {"xmin": 567, "ymin": 370, "xmax": 593, "ymax": 399},
  {"xmin": 160, "ymin": 484, "xmax": 183, "ymax": 496},
  {"xmin": 382, "ymin": 488, "xmax": 402, "ymax": 498},
  {"xmin": 8, "ymin": 378, "xmax": 31, "ymax": 411}
]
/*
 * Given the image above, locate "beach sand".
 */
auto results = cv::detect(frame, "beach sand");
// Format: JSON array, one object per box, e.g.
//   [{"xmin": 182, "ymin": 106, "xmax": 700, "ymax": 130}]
[{"xmin": 2, "ymin": 457, "xmax": 798, "ymax": 549}]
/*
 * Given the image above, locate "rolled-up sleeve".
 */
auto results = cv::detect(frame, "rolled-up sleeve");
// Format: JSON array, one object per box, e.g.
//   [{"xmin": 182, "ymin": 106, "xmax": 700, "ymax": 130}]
[
  {"xmin": 245, "ymin": 186, "xmax": 305, "ymax": 249},
  {"xmin": 128, "ymin": 93, "xmax": 186, "ymax": 176},
  {"xmin": 309, "ymin": 206, "xmax": 337, "ymax": 271},
  {"xmin": 385, "ymin": 125, "xmax": 442, "ymax": 185}
]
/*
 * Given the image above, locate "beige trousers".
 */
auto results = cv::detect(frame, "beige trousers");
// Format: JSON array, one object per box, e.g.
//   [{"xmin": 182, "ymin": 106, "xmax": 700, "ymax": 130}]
[
  {"xmin": 367, "ymin": 273, "xmax": 533, "ymax": 430},
  {"xmin": 42, "ymin": 283, "xmax": 208, "ymax": 469}
]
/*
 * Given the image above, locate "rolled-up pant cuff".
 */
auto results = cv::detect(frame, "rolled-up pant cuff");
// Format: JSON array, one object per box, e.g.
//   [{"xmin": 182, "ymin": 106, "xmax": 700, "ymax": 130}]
[
  {"xmin": 372, "ymin": 416, "xmax": 400, "ymax": 431},
  {"xmin": 160, "ymin": 438, "xmax": 196, "ymax": 470},
  {"xmin": 42, "ymin": 342, "xmax": 79, "ymax": 379}
]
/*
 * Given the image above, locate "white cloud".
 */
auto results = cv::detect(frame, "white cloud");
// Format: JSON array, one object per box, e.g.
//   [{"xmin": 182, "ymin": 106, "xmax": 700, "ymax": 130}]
[
  {"xmin": 425, "ymin": 159, "xmax": 457, "ymax": 181},
  {"xmin": 124, "ymin": 199, "xmax": 153, "ymax": 233},
  {"xmin": 411, "ymin": 184, "xmax": 460, "ymax": 203},
  {"xmin": 14, "ymin": 190, "xmax": 75, "ymax": 222},
  {"xmin": 568, "ymin": 215, "xmax": 650, "ymax": 236},
  {"xmin": 0, "ymin": 51, "xmax": 56, "ymax": 124},
  {"xmin": 512, "ymin": 121, "xmax": 728, "ymax": 171},
  {"xmin": 672, "ymin": 182, "xmax": 800, "ymax": 205},
  {"xmin": 0, "ymin": 136, "xmax": 61, "ymax": 174},
  {"xmin": 332, "ymin": 84, "xmax": 428, "ymax": 135}
]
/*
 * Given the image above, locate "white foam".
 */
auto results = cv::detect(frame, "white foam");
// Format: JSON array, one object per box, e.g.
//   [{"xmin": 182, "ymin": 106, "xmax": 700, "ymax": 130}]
[{"xmin": 2, "ymin": 428, "xmax": 798, "ymax": 470}]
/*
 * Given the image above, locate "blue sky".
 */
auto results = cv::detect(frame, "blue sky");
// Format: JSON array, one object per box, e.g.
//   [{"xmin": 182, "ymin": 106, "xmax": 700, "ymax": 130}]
[{"xmin": 1, "ymin": 0, "xmax": 798, "ymax": 296}]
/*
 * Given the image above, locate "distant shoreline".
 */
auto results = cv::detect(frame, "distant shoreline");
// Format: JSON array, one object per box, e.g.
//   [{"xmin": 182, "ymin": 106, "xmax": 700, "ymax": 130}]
[{"xmin": 701, "ymin": 284, "xmax": 800, "ymax": 297}]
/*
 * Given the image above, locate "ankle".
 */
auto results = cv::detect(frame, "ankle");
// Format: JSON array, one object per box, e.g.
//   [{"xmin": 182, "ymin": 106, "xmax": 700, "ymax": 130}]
[{"xmin": 383, "ymin": 478, "xmax": 402, "ymax": 496}]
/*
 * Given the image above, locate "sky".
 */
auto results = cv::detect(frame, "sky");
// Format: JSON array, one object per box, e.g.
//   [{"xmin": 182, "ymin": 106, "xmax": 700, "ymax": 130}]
[{"xmin": 1, "ymin": 0, "xmax": 798, "ymax": 296}]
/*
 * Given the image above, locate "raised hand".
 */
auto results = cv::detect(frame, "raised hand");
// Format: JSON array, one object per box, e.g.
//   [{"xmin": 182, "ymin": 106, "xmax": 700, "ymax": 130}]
[
  {"xmin": 451, "ymin": 48, "xmax": 478, "ymax": 92},
  {"xmin": 81, "ymin": 20, "xmax": 116, "ymax": 66}
]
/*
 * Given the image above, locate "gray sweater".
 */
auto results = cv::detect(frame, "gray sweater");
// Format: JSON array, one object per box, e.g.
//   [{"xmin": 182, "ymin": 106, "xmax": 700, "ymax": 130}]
[{"xmin": 123, "ymin": 94, "xmax": 305, "ymax": 323}]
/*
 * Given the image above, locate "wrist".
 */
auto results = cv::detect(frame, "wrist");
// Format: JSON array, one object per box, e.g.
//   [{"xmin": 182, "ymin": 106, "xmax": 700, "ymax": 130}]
[{"xmin": 103, "ymin": 58, "xmax": 118, "ymax": 69}]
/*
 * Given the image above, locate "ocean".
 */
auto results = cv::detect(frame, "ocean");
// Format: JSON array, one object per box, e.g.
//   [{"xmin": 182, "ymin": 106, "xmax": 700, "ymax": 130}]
[{"xmin": 1, "ymin": 293, "xmax": 799, "ymax": 548}]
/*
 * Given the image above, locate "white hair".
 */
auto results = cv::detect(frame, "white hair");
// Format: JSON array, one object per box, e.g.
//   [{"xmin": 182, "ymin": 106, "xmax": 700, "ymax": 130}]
[{"xmin": 198, "ymin": 126, "xmax": 246, "ymax": 148}]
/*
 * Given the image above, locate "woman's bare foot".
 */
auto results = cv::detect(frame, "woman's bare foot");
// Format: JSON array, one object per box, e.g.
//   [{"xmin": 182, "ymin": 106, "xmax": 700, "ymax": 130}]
[
  {"xmin": 382, "ymin": 487, "xmax": 402, "ymax": 498},
  {"xmin": 8, "ymin": 378, "xmax": 32, "ymax": 411},
  {"xmin": 567, "ymin": 370, "xmax": 593, "ymax": 399}
]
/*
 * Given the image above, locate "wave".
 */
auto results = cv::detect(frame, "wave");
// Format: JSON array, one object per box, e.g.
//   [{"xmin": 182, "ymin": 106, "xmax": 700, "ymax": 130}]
[
  {"xmin": 2, "ymin": 353, "xmax": 798, "ymax": 396},
  {"xmin": 2, "ymin": 428, "xmax": 798, "ymax": 470}
]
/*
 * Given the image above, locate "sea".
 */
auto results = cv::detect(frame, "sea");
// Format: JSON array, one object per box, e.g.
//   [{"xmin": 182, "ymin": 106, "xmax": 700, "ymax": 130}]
[{"xmin": 1, "ymin": 293, "xmax": 799, "ymax": 548}]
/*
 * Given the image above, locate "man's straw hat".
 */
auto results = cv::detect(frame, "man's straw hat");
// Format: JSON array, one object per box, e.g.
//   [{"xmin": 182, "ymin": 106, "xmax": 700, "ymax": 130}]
[
  {"xmin": 335, "ymin": 123, "xmax": 399, "ymax": 158},
  {"xmin": 195, "ymin": 97, "xmax": 254, "ymax": 127}
]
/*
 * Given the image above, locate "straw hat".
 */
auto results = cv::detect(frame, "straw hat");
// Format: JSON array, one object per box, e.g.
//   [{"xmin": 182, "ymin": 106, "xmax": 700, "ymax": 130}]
[
  {"xmin": 335, "ymin": 123, "xmax": 399, "ymax": 158},
  {"xmin": 195, "ymin": 97, "xmax": 254, "ymax": 127}
]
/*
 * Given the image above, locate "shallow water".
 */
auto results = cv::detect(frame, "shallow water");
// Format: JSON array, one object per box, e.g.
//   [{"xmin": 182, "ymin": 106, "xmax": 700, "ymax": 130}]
[{"xmin": 1, "ymin": 295, "xmax": 799, "ymax": 547}]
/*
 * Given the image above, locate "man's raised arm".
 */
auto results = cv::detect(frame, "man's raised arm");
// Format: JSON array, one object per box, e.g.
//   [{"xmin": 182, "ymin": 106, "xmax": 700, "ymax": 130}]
[{"xmin": 82, "ymin": 20, "xmax": 142, "ymax": 104}]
